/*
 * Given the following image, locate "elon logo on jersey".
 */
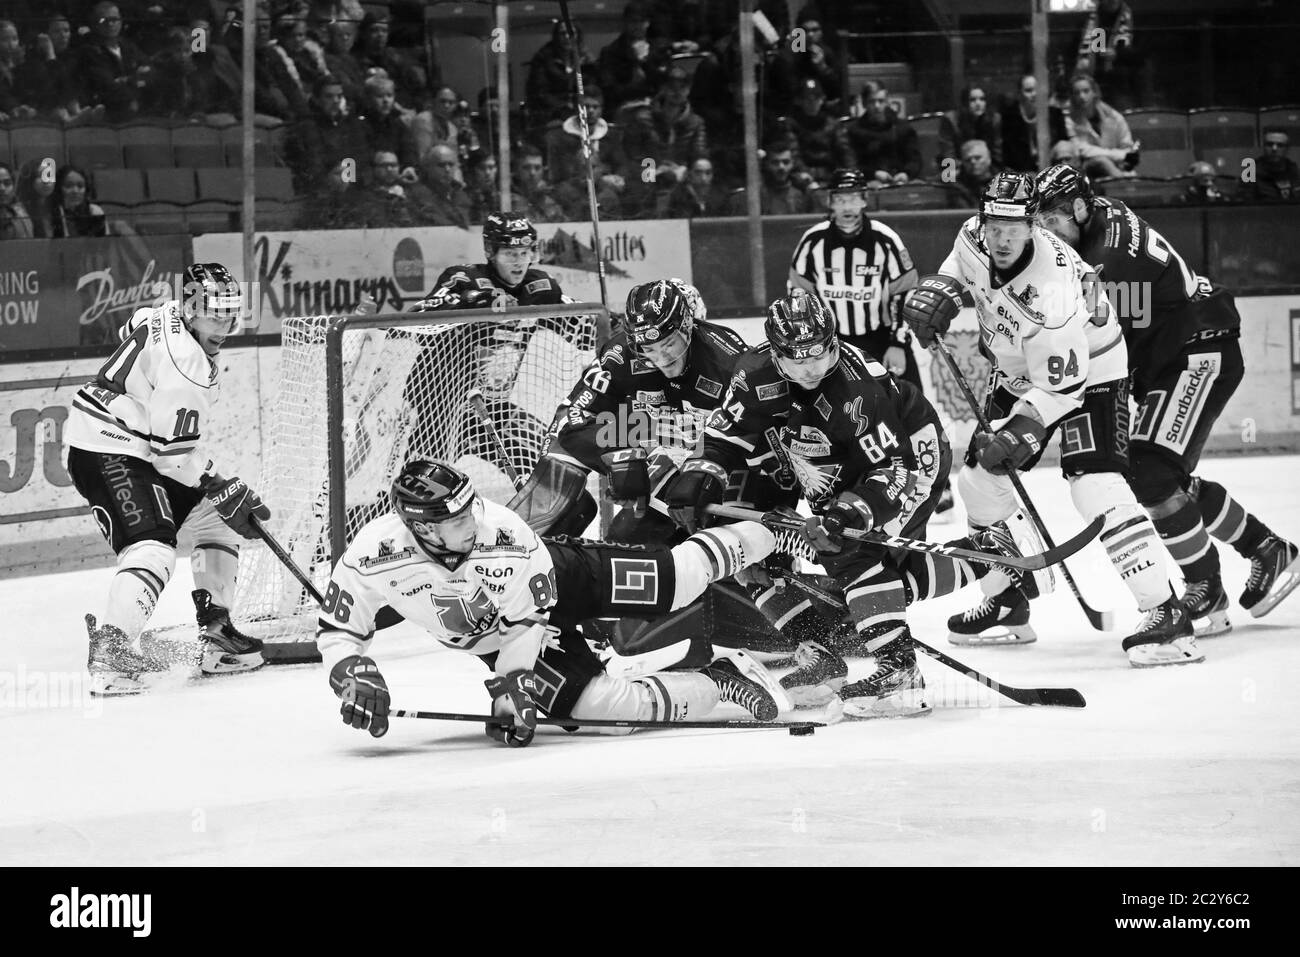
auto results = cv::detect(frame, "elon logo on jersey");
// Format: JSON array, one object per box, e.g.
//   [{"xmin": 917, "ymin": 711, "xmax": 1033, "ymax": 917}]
[{"xmin": 432, "ymin": 587, "xmax": 500, "ymax": 645}]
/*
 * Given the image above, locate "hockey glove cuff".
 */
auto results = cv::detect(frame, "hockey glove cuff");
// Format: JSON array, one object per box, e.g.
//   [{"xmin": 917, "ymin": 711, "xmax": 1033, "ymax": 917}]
[
  {"xmin": 663, "ymin": 459, "xmax": 728, "ymax": 533},
  {"xmin": 601, "ymin": 448, "xmax": 651, "ymax": 516},
  {"xmin": 975, "ymin": 414, "xmax": 1048, "ymax": 475},
  {"xmin": 201, "ymin": 473, "xmax": 271, "ymax": 540},
  {"xmin": 329, "ymin": 655, "xmax": 391, "ymax": 738},
  {"xmin": 485, "ymin": 670, "xmax": 540, "ymax": 748}
]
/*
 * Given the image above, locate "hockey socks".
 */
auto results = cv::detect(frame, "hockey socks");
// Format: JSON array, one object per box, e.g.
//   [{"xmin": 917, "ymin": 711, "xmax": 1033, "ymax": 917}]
[
  {"xmin": 1193, "ymin": 477, "xmax": 1272, "ymax": 558},
  {"xmin": 103, "ymin": 540, "xmax": 174, "ymax": 641},
  {"xmin": 1146, "ymin": 489, "xmax": 1220, "ymax": 582}
]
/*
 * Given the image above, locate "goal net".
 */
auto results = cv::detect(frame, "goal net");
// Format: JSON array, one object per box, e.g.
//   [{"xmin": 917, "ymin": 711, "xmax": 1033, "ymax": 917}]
[{"xmin": 232, "ymin": 304, "xmax": 611, "ymax": 649}]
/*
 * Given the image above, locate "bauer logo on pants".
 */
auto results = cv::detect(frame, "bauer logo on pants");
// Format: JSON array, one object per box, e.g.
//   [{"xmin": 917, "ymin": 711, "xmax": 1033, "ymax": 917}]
[{"xmin": 609, "ymin": 557, "xmax": 660, "ymax": 605}]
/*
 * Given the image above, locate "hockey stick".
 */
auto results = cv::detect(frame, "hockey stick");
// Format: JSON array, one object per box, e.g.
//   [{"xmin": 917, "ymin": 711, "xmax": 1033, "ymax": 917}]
[
  {"xmin": 557, "ymin": 0, "xmax": 609, "ymax": 309},
  {"xmin": 466, "ymin": 387, "xmax": 525, "ymax": 490},
  {"xmin": 773, "ymin": 575, "xmax": 1086, "ymax": 708},
  {"xmin": 931, "ymin": 337, "xmax": 1114, "ymax": 631},
  {"xmin": 252, "ymin": 516, "xmax": 325, "ymax": 606},
  {"xmin": 392, "ymin": 708, "xmax": 822, "ymax": 733},
  {"xmin": 703, "ymin": 503, "xmax": 1103, "ymax": 572}
]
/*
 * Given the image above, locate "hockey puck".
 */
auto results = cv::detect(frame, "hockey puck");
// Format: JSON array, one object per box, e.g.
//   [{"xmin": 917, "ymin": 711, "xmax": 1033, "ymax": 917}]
[{"xmin": 788, "ymin": 726, "xmax": 815, "ymax": 736}]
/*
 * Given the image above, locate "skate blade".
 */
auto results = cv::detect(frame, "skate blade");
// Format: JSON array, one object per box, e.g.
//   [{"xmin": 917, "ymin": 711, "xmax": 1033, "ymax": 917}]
[
  {"xmin": 1192, "ymin": 608, "xmax": 1232, "ymax": 638},
  {"xmin": 1127, "ymin": 638, "xmax": 1206, "ymax": 668},
  {"xmin": 948, "ymin": 625, "xmax": 1037, "ymax": 647},
  {"xmin": 831, "ymin": 688, "xmax": 932, "ymax": 720},
  {"xmin": 199, "ymin": 648, "xmax": 266, "ymax": 675},
  {"xmin": 89, "ymin": 671, "xmax": 149, "ymax": 697},
  {"xmin": 781, "ymin": 676, "xmax": 845, "ymax": 708},
  {"xmin": 1247, "ymin": 554, "xmax": 1300, "ymax": 619}
]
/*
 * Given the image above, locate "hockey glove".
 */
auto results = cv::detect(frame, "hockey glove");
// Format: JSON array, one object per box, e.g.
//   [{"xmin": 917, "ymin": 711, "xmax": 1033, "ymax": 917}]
[
  {"xmin": 975, "ymin": 414, "xmax": 1048, "ymax": 475},
  {"xmin": 601, "ymin": 448, "xmax": 651, "ymax": 517},
  {"xmin": 663, "ymin": 459, "xmax": 728, "ymax": 532},
  {"xmin": 201, "ymin": 473, "xmax": 271, "ymax": 540},
  {"xmin": 802, "ymin": 495, "xmax": 873, "ymax": 555},
  {"xmin": 484, "ymin": 670, "xmax": 540, "ymax": 748},
  {"xmin": 900, "ymin": 275, "xmax": 965, "ymax": 347},
  {"xmin": 329, "ymin": 655, "xmax": 391, "ymax": 738}
]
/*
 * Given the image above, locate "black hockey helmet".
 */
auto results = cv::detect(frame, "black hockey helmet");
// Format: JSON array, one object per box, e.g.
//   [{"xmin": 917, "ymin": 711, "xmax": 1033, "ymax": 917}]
[
  {"xmin": 181, "ymin": 261, "xmax": 242, "ymax": 328},
  {"xmin": 483, "ymin": 212, "xmax": 537, "ymax": 256},
  {"xmin": 391, "ymin": 459, "xmax": 479, "ymax": 524},
  {"xmin": 978, "ymin": 171, "xmax": 1039, "ymax": 227},
  {"xmin": 625, "ymin": 278, "xmax": 702, "ymax": 349},
  {"xmin": 826, "ymin": 167, "xmax": 870, "ymax": 195},
  {"xmin": 765, "ymin": 288, "xmax": 837, "ymax": 361},
  {"xmin": 1035, "ymin": 163, "xmax": 1095, "ymax": 214}
]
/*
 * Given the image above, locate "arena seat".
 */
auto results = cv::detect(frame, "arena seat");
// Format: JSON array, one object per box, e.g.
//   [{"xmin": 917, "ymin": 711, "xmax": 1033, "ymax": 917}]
[
  {"xmin": 119, "ymin": 122, "xmax": 174, "ymax": 168},
  {"xmin": 196, "ymin": 167, "xmax": 245, "ymax": 203},
  {"xmin": 1190, "ymin": 108, "xmax": 1258, "ymax": 174},
  {"xmin": 1095, "ymin": 176, "xmax": 1191, "ymax": 207},
  {"xmin": 145, "ymin": 168, "xmax": 198, "ymax": 204},
  {"xmin": 1258, "ymin": 105, "xmax": 1300, "ymax": 145},
  {"xmin": 93, "ymin": 168, "xmax": 146, "ymax": 206},
  {"xmin": 254, "ymin": 167, "xmax": 294, "ymax": 200},
  {"xmin": 172, "ymin": 125, "xmax": 225, "ymax": 168},
  {"xmin": 129, "ymin": 201, "xmax": 188, "ymax": 235},
  {"xmin": 65, "ymin": 125, "xmax": 122, "ymax": 171},
  {"xmin": 906, "ymin": 112, "xmax": 948, "ymax": 178},
  {"xmin": 874, "ymin": 181, "xmax": 957, "ymax": 210},
  {"xmin": 1123, "ymin": 109, "xmax": 1192, "ymax": 179},
  {"xmin": 9, "ymin": 121, "xmax": 65, "ymax": 170}
]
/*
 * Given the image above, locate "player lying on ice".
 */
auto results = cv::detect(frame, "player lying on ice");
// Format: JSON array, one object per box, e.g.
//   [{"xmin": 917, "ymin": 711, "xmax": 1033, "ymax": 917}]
[{"xmin": 317, "ymin": 459, "xmax": 790, "ymax": 746}]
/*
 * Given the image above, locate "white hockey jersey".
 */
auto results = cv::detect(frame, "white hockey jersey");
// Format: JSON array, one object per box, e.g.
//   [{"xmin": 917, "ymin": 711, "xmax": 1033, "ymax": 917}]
[
  {"xmin": 66, "ymin": 302, "xmax": 217, "ymax": 487},
  {"xmin": 938, "ymin": 217, "xmax": 1127, "ymax": 427},
  {"xmin": 316, "ymin": 501, "xmax": 557, "ymax": 677}
]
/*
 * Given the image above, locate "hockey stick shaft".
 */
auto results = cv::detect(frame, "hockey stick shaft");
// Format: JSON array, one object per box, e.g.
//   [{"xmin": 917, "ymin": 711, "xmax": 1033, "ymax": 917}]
[
  {"xmin": 391, "ymin": 709, "xmax": 822, "ymax": 731},
  {"xmin": 773, "ymin": 575, "xmax": 1085, "ymax": 708},
  {"xmin": 466, "ymin": 388, "xmax": 524, "ymax": 489},
  {"xmin": 252, "ymin": 516, "xmax": 326, "ymax": 606},
  {"xmin": 704, "ymin": 503, "xmax": 1102, "ymax": 571},
  {"xmin": 931, "ymin": 337, "xmax": 1112, "ymax": 631}
]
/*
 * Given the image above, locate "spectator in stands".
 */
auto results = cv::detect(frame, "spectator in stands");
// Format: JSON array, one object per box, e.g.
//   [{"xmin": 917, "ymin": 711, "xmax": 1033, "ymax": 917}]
[
  {"xmin": 511, "ymin": 145, "xmax": 566, "ymax": 222},
  {"xmin": 307, "ymin": 0, "xmax": 365, "ymax": 47},
  {"xmin": 772, "ymin": 77, "xmax": 840, "ymax": 186},
  {"xmin": 1074, "ymin": 0, "xmax": 1148, "ymax": 110},
  {"xmin": 554, "ymin": 155, "xmax": 624, "ymax": 222},
  {"xmin": 321, "ymin": 14, "xmax": 365, "ymax": 109},
  {"xmin": 952, "ymin": 139, "xmax": 1000, "ymax": 207},
  {"xmin": 16, "ymin": 160, "xmax": 55, "ymax": 238},
  {"xmin": 412, "ymin": 86, "xmax": 460, "ymax": 165},
  {"xmin": 836, "ymin": 82, "xmax": 920, "ymax": 186},
  {"xmin": 452, "ymin": 100, "xmax": 482, "ymax": 164},
  {"xmin": 272, "ymin": 12, "xmax": 330, "ymax": 103},
  {"xmin": 285, "ymin": 74, "xmax": 370, "ymax": 194},
  {"xmin": 651, "ymin": 66, "xmax": 708, "ymax": 168},
  {"xmin": 298, "ymin": 158, "xmax": 358, "ymax": 229},
  {"xmin": 0, "ymin": 162, "xmax": 34, "ymax": 240},
  {"xmin": 78, "ymin": 1, "xmax": 157, "ymax": 121},
  {"xmin": 140, "ymin": 25, "xmax": 199, "ymax": 118},
  {"xmin": 728, "ymin": 139, "xmax": 816, "ymax": 215},
  {"xmin": 213, "ymin": 9, "xmax": 309, "ymax": 121},
  {"xmin": 0, "ymin": 20, "xmax": 39, "ymax": 121},
  {"xmin": 938, "ymin": 85, "xmax": 1002, "ymax": 172},
  {"xmin": 464, "ymin": 148, "xmax": 500, "ymax": 222},
  {"xmin": 597, "ymin": 1, "xmax": 670, "ymax": 112},
  {"xmin": 352, "ymin": 149, "xmax": 432, "ymax": 228},
  {"xmin": 1180, "ymin": 160, "xmax": 1233, "ymax": 205},
  {"xmin": 361, "ymin": 74, "xmax": 418, "ymax": 177},
  {"xmin": 1249, "ymin": 128, "xmax": 1300, "ymax": 203},
  {"xmin": 665, "ymin": 156, "xmax": 730, "ymax": 218},
  {"xmin": 525, "ymin": 18, "xmax": 596, "ymax": 134},
  {"xmin": 1061, "ymin": 72, "xmax": 1138, "ymax": 180},
  {"xmin": 18, "ymin": 15, "xmax": 93, "ymax": 123},
  {"xmin": 49, "ymin": 165, "xmax": 106, "ymax": 238},
  {"xmin": 352, "ymin": 9, "xmax": 428, "ymax": 111},
  {"xmin": 1000, "ymin": 73, "xmax": 1066, "ymax": 173},
  {"xmin": 546, "ymin": 86, "xmax": 624, "ymax": 185},
  {"xmin": 767, "ymin": 6, "xmax": 840, "ymax": 118},
  {"xmin": 420, "ymin": 144, "xmax": 473, "ymax": 227}
]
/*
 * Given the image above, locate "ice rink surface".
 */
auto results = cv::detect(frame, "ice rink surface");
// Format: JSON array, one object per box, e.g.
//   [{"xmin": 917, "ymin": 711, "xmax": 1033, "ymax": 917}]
[{"xmin": 3, "ymin": 455, "xmax": 1298, "ymax": 867}]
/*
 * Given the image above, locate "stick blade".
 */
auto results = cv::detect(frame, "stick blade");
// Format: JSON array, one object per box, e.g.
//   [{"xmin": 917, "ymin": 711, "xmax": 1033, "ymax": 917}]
[
  {"xmin": 1012, "ymin": 686, "xmax": 1087, "ymax": 708},
  {"xmin": 1023, "ymin": 514, "xmax": 1106, "ymax": 570}
]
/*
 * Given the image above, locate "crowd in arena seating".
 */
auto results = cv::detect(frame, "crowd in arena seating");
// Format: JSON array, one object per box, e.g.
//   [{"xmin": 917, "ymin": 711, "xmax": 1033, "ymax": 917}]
[{"xmin": 0, "ymin": 0, "xmax": 1296, "ymax": 241}]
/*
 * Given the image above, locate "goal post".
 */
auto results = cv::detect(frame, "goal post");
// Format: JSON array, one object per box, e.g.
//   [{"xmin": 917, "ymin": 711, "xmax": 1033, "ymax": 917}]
[{"xmin": 232, "ymin": 303, "xmax": 612, "ymax": 648}]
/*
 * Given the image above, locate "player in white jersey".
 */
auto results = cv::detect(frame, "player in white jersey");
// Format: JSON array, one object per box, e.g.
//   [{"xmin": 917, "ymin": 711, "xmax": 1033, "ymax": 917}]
[
  {"xmin": 901, "ymin": 173, "xmax": 1196, "ymax": 667},
  {"xmin": 65, "ymin": 263, "xmax": 272, "ymax": 695},
  {"xmin": 319, "ymin": 460, "xmax": 786, "ymax": 747}
]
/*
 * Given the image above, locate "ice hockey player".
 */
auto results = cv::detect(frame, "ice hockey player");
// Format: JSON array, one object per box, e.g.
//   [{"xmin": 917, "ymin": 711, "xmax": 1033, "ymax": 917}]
[
  {"xmin": 1034, "ymin": 163, "xmax": 1299, "ymax": 634},
  {"xmin": 903, "ymin": 172, "xmax": 1195, "ymax": 668},
  {"xmin": 318, "ymin": 460, "xmax": 786, "ymax": 746},
  {"xmin": 65, "ymin": 262, "xmax": 271, "ymax": 695},
  {"xmin": 666, "ymin": 290, "xmax": 1009, "ymax": 718}
]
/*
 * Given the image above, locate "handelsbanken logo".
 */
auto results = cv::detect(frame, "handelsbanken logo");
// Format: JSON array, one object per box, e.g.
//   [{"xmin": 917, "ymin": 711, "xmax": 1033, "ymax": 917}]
[{"xmin": 49, "ymin": 887, "xmax": 151, "ymax": 937}]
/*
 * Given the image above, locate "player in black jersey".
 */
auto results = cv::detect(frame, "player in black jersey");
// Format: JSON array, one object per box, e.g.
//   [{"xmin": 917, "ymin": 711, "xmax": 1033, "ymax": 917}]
[
  {"xmin": 1035, "ymin": 165, "xmax": 1299, "ymax": 632},
  {"xmin": 666, "ymin": 290, "xmax": 1007, "ymax": 718}
]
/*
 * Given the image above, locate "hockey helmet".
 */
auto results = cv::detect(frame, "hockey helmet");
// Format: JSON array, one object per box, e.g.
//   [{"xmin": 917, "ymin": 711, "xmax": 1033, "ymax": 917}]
[
  {"xmin": 826, "ymin": 167, "xmax": 871, "ymax": 195},
  {"xmin": 1035, "ymin": 163, "xmax": 1094, "ymax": 215},
  {"xmin": 181, "ymin": 262, "xmax": 243, "ymax": 329},
  {"xmin": 978, "ymin": 172, "xmax": 1039, "ymax": 226},
  {"xmin": 483, "ymin": 212, "xmax": 538, "ymax": 256},
  {"xmin": 766, "ymin": 289, "xmax": 839, "ymax": 387},
  {"xmin": 625, "ymin": 278, "xmax": 703, "ymax": 347}
]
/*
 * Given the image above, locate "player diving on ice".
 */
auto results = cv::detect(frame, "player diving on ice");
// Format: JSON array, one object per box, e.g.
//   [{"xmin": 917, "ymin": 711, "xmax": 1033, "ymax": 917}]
[
  {"xmin": 65, "ymin": 262, "xmax": 271, "ymax": 695},
  {"xmin": 902, "ymin": 172, "xmax": 1195, "ymax": 667},
  {"xmin": 318, "ymin": 460, "xmax": 788, "ymax": 746}
]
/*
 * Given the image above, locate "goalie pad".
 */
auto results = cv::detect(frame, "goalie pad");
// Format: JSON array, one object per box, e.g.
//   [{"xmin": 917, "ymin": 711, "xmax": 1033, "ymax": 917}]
[{"xmin": 506, "ymin": 453, "xmax": 597, "ymax": 536}]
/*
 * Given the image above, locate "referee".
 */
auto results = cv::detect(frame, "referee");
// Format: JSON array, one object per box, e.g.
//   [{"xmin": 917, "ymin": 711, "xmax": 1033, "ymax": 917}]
[{"xmin": 787, "ymin": 168, "xmax": 921, "ymax": 387}]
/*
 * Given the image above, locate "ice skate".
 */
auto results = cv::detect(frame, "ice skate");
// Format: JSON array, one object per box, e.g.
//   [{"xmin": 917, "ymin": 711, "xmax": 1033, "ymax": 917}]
[
  {"xmin": 948, "ymin": 589, "xmax": 1037, "ymax": 646},
  {"xmin": 193, "ymin": 589, "xmax": 265, "ymax": 675},
  {"xmin": 85, "ymin": 614, "xmax": 161, "ymax": 697},
  {"xmin": 828, "ymin": 637, "xmax": 930, "ymax": 720},
  {"xmin": 703, "ymin": 651, "xmax": 781, "ymax": 721},
  {"xmin": 973, "ymin": 519, "xmax": 1053, "ymax": 600},
  {"xmin": 779, "ymin": 639, "xmax": 848, "ymax": 707},
  {"xmin": 1239, "ymin": 535, "xmax": 1300, "ymax": 619},
  {"xmin": 1122, "ymin": 596, "xmax": 1202, "ymax": 668},
  {"xmin": 1181, "ymin": 575, "xmax": 1232, "ymax": 638}
]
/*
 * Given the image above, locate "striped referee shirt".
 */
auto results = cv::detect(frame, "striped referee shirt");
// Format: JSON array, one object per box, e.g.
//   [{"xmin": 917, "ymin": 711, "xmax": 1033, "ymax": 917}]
[{"xmin": 789, "ymin": 219, "xmax": 915, "ymax": 340}]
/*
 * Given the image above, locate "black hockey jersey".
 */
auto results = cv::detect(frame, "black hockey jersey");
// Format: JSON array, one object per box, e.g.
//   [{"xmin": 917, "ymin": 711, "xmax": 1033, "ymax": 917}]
[
  {"xmin": 1077, "ymin": 198, "xmax": 1233, "ymax": 373},
  {"xmin": 549, "ymin": 320, "xmax": 746, "ymax": 472},
  {"xmin": 411, "ymin": 263, "xmax": 566, "ymax": 311}
]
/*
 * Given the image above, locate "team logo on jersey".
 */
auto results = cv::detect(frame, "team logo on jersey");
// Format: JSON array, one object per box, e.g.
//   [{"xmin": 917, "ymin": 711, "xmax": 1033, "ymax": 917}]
[
  {"xmin": 635, "ymin": 389, "xmax": 667, "ymax": 406},
  {"xmin": 474, "ymin": 277, "xmax": 494, "ymax": 289},
  {"xmin": 359, "ymin": 542, "xmax": 418, "ymax": 567},
  {"xmin": 843, "ymin": 396, "xmax": 872, "ymax": 436},
  {"xmin": 695, "ymin": 375, "xmax": 723, "ymax": 398},
  {"xmin": 431, "ymin": 586, "xmax": 500, "ymax": 644},
  {"xmin": 525, "ymin": 279, "xmax": 551, "ymax": 294},
  {"xmin": 756, "ymin": 380, "xmax": 788, "ymax": 401},
  {"xmin": 787, "ymin": 425, "xmax": 831, "ymax": 457},
  {"xmin": 729, "ymin": 370, "xmax": 750, "ymax": 393},
  {"xmin": 814, "ymin": 394, "xmax": 833, "ymax": 421},
  {"xmin": 495, "ymin": 528, "xmax": 515, "ymax": 546},
  {"xmin": 914, "ymin": 437, "xmax": 939, "ymax": 478},
  {"xmin": 609, "ymin": 558, "xmax": 660, "ymax": 605},
  {"xmin": 1015, "ymin": 284, "xmax": 1039, "ymax": 308}
]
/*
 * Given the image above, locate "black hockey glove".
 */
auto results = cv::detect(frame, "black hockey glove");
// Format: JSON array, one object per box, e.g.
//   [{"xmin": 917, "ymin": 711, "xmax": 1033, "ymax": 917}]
[
  {"xmin": 329, "ymin": 655, "xmax": 391, "ymax": 737},
  {"xmin": 663, "ymin": 459, "xmax": 728, "ymax": 532},
  {"xmin": 802, "ymin": 496, "xmax": 873, "ymax": 556},
  {"xmin": 485, "ymin": 670, "xmax": 540, "ymax": 748},
  {"xmin": 900, "ymin": 275, "xmax": 965, "ymax": 347},
  {"xmin": 200, "ymin": 473, "xmax": 271, "ymax": 539},
  {"xmin": 601, "ymin": 448, "xmax": 651, "ymax": 516},
  {"xmin": 975, "ymin": 414, "xmax": 1047, "ymax": 475}
]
